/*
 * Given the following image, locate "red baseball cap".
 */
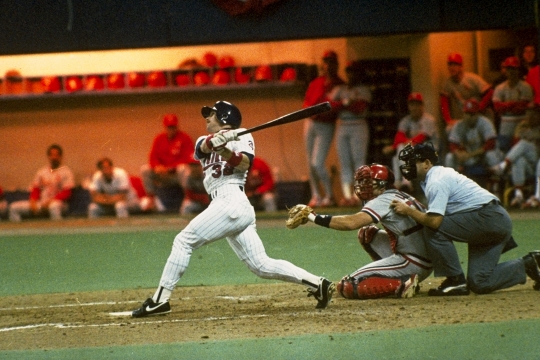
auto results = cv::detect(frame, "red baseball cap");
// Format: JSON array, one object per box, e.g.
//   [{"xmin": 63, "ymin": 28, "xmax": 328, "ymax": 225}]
[
  {"xmin": 463, "ymin": 99, "xmax": 480, "ymax": 113},
  {"xmin": 322, "ymin": 50, "xmax": 338, "ymax": 62},
  {"xmin": 502, "ymin": 56, "xmax": 520, "ymax": 68},
  {"xmin": 163, "ymin": 113, "xmax": 178, "ymax": 127},
  {"xmin": 407, "ymin": 92, "xmax": 424, "ymax": 103},
  {"xmin": 447, "ymin": 53, "xmax": 463, "ymax": 65}
]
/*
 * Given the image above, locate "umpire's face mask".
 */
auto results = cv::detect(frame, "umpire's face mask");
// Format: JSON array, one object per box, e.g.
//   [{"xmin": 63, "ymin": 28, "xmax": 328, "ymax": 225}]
[{"xmin": 398, "ymin": 144, "xmax": 418, "ymax": 181}]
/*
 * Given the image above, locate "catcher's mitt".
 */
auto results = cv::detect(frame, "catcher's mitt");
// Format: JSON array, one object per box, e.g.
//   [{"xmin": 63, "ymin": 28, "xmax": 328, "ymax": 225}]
[{"xmin": 285, "ymin": 204, "xmax": 313, "ymax": 229}]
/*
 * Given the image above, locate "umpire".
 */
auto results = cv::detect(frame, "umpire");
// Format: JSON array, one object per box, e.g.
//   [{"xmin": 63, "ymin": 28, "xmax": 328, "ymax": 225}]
[{"xmin": 391, "ymin": 142, "xmax": 540, "ymax": 295}]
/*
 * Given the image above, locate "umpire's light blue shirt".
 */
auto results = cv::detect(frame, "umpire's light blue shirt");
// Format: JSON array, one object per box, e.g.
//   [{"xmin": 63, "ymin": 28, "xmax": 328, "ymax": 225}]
[{"xmin": 420, "ymin": 166, "xmax": 498, "ymax": 215}]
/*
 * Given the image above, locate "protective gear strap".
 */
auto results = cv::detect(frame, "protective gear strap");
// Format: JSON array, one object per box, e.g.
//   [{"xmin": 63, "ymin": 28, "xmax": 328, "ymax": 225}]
[{"xmin": 226, "ymin": 151, "xmax": 243, "ymax": 167}]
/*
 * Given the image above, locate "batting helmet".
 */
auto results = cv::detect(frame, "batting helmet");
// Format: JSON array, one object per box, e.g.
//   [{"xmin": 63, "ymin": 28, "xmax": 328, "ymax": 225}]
[
  {"xmin": 398, "ymin": 142, "xmax": 439, "ymax": 180},
  {"xmin": 107, "ymin": 73, "xmax": 125, "ymax": 89},
  {"xmin": 201, "ymin": 101, "xmax": 242, "ymax": 129},
  {"xmin": 175, "ymin": 73, "xmax": 190, "ymax": 86},
  {"xmin": 255, "ymin": 65, "xmax": 272, "ymax": 82},
  {"xmin": 212, "ymin": 69, "xmax": 231, "ymax": 85},
  {"xmin": 279, "ymin": 67, "xmax": 297, "ymax": 82},
  {"xmin": 354, "ymin": 164, "xmax": 395, "ymax": 201},
  {"xmin": 234, "ymin": 67, "xmax": 251, "ymax": 84},
  {"xmin": 193, "ymin": 71, "xmax": 210, "ymax": 86},
  {"xmin": 128, "ymin": 72, "xmax": 145, "ymax": 88},
  {"xmin": 147, "ymin": 71, "xmax": 167, "ymax": 87},
  {"xmin": 65, "ymin": 76, "xmax": 83, "ymax": 92},
  {"xmin": 41, "ymin": 76, "xmax": 61, "ymax": 92},
  {"xmin": 85, "ymin": 75, "xmax": 104, "ymax": 91}
]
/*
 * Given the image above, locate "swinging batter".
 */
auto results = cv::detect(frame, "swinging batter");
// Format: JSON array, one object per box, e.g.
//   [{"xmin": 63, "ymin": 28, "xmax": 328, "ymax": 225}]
[{"xmin": 132, "ymin": 101, "xmax": 335, "ymax": 317}]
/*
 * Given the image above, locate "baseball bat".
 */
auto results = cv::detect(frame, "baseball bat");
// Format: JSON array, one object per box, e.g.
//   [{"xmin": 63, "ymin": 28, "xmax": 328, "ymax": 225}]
[{"xmin": 237, "ymin": 101, "xmax": 332, "ymax": 136}]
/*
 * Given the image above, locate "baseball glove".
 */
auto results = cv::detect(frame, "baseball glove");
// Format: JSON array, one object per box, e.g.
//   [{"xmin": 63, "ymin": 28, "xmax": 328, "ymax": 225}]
[{"xmin": 285, "ymin": 204, "xmax": 313, "ymax": 229}]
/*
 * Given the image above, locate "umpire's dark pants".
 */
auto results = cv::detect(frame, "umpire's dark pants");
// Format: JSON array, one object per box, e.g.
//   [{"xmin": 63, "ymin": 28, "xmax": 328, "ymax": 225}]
[{"xmin": 424, "ymin": 200, "xmax": 527, "ymax": 294}]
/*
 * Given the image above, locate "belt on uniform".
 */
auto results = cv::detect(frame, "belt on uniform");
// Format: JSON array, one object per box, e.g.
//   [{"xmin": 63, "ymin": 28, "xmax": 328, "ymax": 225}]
[{"xmin": 210, "ymin": 186, "xmax": 244, "ymax": 200}]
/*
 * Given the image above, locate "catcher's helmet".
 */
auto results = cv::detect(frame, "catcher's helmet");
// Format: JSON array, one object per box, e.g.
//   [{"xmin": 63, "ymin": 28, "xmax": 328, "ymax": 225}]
[
  {"xmin": 398, "ymin": 142, "xmax": 439, "ymax": 181},
  {"xmin": 201, "ymin": 101, "xmax": 242, "ymax": 129},
  {"xmin": 354, "ymin": 164, "xmax": 395, "ymax": 201}
]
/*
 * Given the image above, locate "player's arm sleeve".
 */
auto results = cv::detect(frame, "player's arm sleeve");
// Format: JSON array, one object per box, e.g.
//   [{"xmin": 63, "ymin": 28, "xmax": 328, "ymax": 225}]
[
  {"xmin": 29, "ymin": 187, "xmax": 41, "ymax": 201},
  {"xmin": 148, "ymin": 137, "xmax": 162, "ymax": 168},
  {"xmin": 194, "ymin": 137, "xmax": 210, "ymax": 160},
  {"xmin": 54, "ymin": 188, "xmax": 72, "ymax": 201},
  {"xmin": 392, "ymin": 131, "xmax": 409, "ymax": 148},
  {"xmin": 410, "ymin": 132, "xmax": 428, "ymax": 145}
]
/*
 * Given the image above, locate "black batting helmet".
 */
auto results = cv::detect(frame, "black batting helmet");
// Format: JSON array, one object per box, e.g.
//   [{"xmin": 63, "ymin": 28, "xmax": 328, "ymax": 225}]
[{"xmin": 201, "ymin": 101, "xmax": 242, "ymax": 129}]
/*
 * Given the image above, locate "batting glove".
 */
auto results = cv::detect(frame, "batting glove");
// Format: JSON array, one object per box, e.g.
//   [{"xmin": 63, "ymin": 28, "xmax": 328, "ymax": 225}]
[
  {"xmin": 210, "ymin": 134, "xmax": 228, "ymax": 150},
  {"xmin": 218, "ymin": 129, "xmax": 238, "ymax": 142}
]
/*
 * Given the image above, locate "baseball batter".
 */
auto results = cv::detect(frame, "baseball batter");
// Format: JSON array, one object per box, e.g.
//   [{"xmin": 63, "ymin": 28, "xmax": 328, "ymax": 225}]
[
  {"xmin": 286, "ymin": 164, "xmax": 432, "ymax": 299},
  {"xmin": 132, "ymin": 101, "xmax": 335, "ymax": 317}
]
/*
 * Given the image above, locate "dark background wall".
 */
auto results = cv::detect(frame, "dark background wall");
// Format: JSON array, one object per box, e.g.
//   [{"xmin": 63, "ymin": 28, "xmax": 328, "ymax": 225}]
[{"xmin": 0, "ymin": 0, "xmax": 536, "ymax": 55}]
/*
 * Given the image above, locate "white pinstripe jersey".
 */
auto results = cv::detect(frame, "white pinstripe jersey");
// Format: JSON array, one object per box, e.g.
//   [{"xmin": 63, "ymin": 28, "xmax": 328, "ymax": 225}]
[{"xmin": 194, "ymin": 129, "xmax": 255, "ymax": 194}]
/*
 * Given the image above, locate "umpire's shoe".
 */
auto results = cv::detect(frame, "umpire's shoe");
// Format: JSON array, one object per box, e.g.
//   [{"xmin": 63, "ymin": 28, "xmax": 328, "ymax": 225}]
[
  {"xmin": 523, "ymin": 251, "xmax": 540, "ymax": 290},
  {"xmin": 428, "ymin": 274, "xmax": 470, "ymax": 296},
  {"xmin": 307, "ymin": 278, "xmax": 335, "ymax": 309},
  {"xmin": 132, "ymin": 298, "xmax": 171, "ymax": 318}
]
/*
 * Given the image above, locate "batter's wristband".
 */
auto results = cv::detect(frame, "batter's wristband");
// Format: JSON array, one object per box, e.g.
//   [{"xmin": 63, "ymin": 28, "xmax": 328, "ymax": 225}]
[
  {"xmin": 314, "ymin": 214, "xmax": 332, "ymax": 228},
  {"xmin": 227, "ymin": 151, "xmax": 243, "ymax": 167}
]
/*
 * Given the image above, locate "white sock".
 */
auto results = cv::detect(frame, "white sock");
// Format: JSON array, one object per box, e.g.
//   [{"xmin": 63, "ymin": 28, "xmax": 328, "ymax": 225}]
[
  {"xmin": 499, "ymin": 161, "xmax": 507, "ymax": 172},
  {"xmin": 152, "ymin": 286, "xmax": 172, "ymax": 303},
  {"xmin": 515, "ymin": 188, "xmax": 524, "ymax": 199}
]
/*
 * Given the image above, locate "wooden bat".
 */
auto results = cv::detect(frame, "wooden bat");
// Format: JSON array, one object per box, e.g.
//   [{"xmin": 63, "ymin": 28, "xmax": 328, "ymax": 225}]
[{"xmin": 237, "ymin": 102, "xmax": 332, "ymax": 136}]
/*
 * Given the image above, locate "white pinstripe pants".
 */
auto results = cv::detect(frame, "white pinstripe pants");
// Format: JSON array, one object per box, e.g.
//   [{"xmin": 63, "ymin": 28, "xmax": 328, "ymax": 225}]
[{"xmin": 159, "ymin": 186, "xmax": 321, "ymax": 290}]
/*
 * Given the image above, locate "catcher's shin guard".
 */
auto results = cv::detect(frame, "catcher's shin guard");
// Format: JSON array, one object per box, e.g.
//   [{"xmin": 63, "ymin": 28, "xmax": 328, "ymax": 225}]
[{"xmin": 337, "ymin": 275, "xmax": 412, "ymax": 299}]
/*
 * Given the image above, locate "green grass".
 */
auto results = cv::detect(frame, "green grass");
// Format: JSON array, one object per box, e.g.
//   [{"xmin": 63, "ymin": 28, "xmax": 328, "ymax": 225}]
[{"xmin": 0, "ymin": 219, "xmax": 538, "ymax": 296}]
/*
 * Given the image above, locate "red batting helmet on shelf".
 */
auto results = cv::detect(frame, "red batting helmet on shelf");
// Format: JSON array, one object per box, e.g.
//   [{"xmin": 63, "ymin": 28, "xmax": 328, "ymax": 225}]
[
  {"xmin": 193, "ymin": 71, "xmax": 210, "ymax": 86},
  {"xmin": 41, "ymin": 76, "xmax": 61, "ymax": 92},
  {"xmin": 85, "ymin": 75, "xmax": 105, "ymax": 91},
  {"xmin": 212, "ymin": 69, "xmax": 231, "ymax": 85},
  {"xmin": 255, "ymin": 65, "xmax": 272, "ymax": 81},
  {"xmin": 234, "ymin": 68, "xmax": 251, "ymax": 84},
  {"xmin": 128, "ymin": 72, "xmax": 145, "ymax": 88},
  {"xmin": 202, "ymin": 52, "xmax": 218, "ymax": 67},
  {"xmin": 218, "ymin": 55, "xmax": 235, "ymax": 68},
  {"xmin": 147, "ymin": 71, "xmax": 167, "ymax": 87},
  {"xmin": 279, "ymin": 67, "xmax": 297, "ymax": 82},
  {"xmin": 65, "ymin": 76, "xmax": 83, "ymax": 92},
  {"xmin": 175, "ymin": 73, "xmax": 190, "ymax": 86},
  {"xmin": 107, "ymin": 73, "xmax": 125, "ymax": 89}
]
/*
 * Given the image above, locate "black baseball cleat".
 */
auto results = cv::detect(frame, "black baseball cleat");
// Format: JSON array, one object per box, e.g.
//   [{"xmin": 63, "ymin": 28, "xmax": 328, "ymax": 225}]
[
  {"xmin": 307, "ymin": 278, "xmax": 336, "ymax": 309},
  {"xmin": 523, "ymin": 251, "xmax": 540, "ymax": 288},
  {"xmin": 132, "ymin": 298, "xmax": 171, "ymax": 318},
  {"xmin": 428, "ymin": 275, "xmax": 470, "ymax": 296}
]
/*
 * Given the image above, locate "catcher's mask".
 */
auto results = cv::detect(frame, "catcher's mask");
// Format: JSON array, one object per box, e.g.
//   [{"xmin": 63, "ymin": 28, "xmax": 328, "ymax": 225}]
[
  {"xmin": 354, "ymin": 164, "xmax": 395, "ymax": 201},
  {"xmin": 398, "ymin": 142, "xmax": 439, "ymax": 181}
]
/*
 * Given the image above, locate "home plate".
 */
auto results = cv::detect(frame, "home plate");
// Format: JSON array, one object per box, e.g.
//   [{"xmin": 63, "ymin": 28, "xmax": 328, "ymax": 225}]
[{"xmin": 109, "ymin": 311, "xmax": 133, "ymax": 317}]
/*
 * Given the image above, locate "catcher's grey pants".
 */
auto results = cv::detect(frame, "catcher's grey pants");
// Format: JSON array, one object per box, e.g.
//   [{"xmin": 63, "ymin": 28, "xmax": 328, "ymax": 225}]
[{"xmin": 424, "ymin": 201, "xmax": 527, "ymax": 294}]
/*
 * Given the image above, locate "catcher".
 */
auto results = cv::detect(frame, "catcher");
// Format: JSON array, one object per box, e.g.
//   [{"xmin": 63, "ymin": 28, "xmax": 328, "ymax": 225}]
[{"xmin": 286, "ymin": 164, "xmax": 432, "ymax": 299}]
